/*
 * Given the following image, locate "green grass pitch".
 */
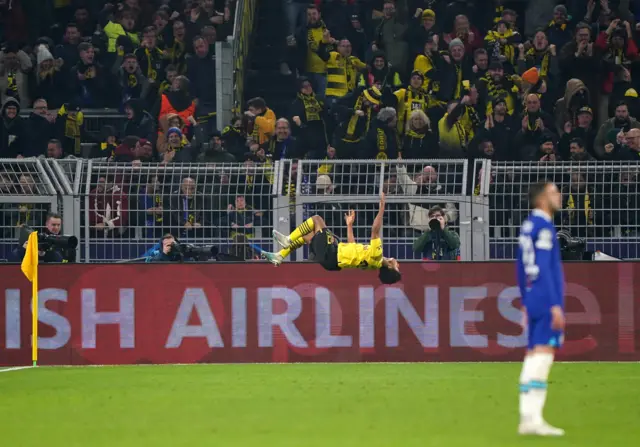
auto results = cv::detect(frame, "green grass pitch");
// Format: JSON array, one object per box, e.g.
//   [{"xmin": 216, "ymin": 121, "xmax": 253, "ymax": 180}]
[{"xmin": 1, "ymin": 363, "xmax": 638, "ymax": 446}]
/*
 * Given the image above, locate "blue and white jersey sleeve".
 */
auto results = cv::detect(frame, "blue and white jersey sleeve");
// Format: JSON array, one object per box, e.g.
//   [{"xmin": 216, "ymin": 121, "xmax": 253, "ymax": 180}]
[{"xmin": 516, "ymin": 212, "xmax": 564, "ymax": 316}]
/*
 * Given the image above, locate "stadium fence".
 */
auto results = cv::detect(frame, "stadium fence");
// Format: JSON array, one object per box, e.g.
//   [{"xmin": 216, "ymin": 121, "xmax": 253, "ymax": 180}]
[{"xmin": 2, "ymin": 159, "xmax": 640, "ymax": 262}]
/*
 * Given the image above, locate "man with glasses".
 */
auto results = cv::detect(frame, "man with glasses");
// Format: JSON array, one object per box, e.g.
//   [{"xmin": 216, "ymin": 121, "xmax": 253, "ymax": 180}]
[
  {"xmin": 619, "ymin": 128, "xmax": 640, "ymax": 160},
  {"xmin": 25, "ymin": 98, "xmax": 56, "ymax": 157}
]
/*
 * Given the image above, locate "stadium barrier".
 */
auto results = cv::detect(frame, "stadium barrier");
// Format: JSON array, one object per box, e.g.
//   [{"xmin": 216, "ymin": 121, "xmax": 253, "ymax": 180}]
[
  {"xmin": 215, "ymin": 0, "xmax": 257, "ymax": 131},
  {"xmin": 3, "ymin": 159, "xmax": 640, "ymax": 261},
  {"xmin": 1, "ymin": 262, "xmax": 638, "ymax": 366},
  {"xmin": 0, "ymin": 158, "xmax": 61, "ymax": 261},
  {"xmin": 482, "ymin": 161, "xmax": 640, "ymax": 260},
  {"xmin": 21, "ymin": 109, "xmax": 127, "ymax": 135}
]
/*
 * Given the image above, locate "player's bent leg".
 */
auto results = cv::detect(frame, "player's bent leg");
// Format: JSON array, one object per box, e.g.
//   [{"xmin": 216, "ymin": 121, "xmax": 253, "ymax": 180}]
[
  {"xmin": 277, "ymin": 215, "xmax": 326, "ymax": 248},
  {"xmin": 273, "ymin": 230, "xmax": 291, "ymax": 248}
]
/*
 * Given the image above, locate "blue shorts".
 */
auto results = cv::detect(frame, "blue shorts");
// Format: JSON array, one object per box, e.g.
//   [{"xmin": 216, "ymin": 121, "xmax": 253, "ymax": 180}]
[{"xmin": 527, "ymin": 314, "xmax": 564, "ymax": 350}]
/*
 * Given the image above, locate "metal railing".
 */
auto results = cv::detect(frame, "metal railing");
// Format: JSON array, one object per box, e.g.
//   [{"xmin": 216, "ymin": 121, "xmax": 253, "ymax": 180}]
[
  {"xmin": 3, "ymin": 159, "xmax": 640, "ymax": 262},
  {"xmin": 482, "ymin": 161, "xmax": 640, "ymax": 260},
  {"xmin": 21, "ymin": 109, "xmax": 127, "ymax": 135},
  {"xmin": 215, "ymin": 0, "xmax": 257, "ymax": 131},
  {"xmin": 0, "ymin": 158, "xmax": 59, "ymax": 261}
]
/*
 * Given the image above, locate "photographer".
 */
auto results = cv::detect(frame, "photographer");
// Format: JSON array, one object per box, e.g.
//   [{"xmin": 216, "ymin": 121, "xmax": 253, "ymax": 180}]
[
  {"xmin": 148, "ymin": 234, "xmax": 183, "ymax": 262},
  {"xmin": 15, "ymin": 213, "xmax": 76, "ymax": 263},
  {"xmin": 412, "ymin": 206, "xmax": 460, "ymax": 261},
  {"xmin": 146, "ymin": 233, "xmax": 217, "ymax": 262}
]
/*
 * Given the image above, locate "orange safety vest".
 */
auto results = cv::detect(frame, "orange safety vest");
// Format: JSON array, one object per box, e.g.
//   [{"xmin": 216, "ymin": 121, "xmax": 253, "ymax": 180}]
[{"xmin": 159, "ymin": 94, "xmax": 197, "ymax": 133}]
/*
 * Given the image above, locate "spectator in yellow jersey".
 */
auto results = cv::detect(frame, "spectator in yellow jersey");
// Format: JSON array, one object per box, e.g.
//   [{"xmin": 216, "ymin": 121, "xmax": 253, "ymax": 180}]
[
  {"xmin": 393, "ymin": 71, "xmax": 442, "ymax": 138},
  {"xmin": 290, "ymin": 4, "xmax": 332, "ymax": 99},
  {"xmin": 438, "ymin": 85, "xmax": 481, "ymax": 155},
  {"xmin": 477, "ymin": 60, "xmax": 520, "ymax": 116},
  {"xmin": 320, "ymin": 36, "xmax": 366, "ymax": 107},
  {"xmin": 413, "ymin": 33, "xmax": 443, "ymax": 94}
]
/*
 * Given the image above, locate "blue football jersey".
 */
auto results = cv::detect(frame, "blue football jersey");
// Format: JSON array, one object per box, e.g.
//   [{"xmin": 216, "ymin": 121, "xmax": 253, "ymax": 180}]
[{"xmin": 516, "ymin": 209, "xmax": 565, "ymax": 318}]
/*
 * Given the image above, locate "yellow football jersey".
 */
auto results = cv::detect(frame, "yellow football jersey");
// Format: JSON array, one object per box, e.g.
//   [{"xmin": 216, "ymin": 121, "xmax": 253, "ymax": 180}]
[{"xmin": 337, "ymin": 238, "xmax": 383, "ymax": 269}]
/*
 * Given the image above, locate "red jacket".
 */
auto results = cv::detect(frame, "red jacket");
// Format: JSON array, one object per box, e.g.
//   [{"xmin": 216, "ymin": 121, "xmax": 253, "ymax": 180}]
[{"xmin": 89, "ymin": 186, "xmax": 129, "ymax": 231}]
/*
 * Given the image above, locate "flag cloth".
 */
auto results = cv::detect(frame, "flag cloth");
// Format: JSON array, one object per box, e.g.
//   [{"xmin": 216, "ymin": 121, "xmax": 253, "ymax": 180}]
[
  {"xmin": 21, "ymin": 231, "xmax": 39, "ymax": 282},
  {"xmin": 20, "ymin": 231, "xmax": 39, "ymax": 366}
]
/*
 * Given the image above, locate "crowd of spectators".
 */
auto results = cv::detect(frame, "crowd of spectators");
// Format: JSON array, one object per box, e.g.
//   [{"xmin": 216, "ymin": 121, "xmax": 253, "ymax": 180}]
[
  {"xmin": 3, "ymin": 0, "xmax": 640, "ymax": 259},
  {"xmin": 0, "ymin": 0, "xmax": 230, "ymax": 160},
  {"xmin": 266, "ymin": 0, "xmax": 640, "ymax": 165}
]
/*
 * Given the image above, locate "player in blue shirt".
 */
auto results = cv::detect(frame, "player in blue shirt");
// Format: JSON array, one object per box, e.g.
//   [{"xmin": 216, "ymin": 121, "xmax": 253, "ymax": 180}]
[{"xmin": 516, "ymin": 181, "xmax": 566, "ymax": 437}]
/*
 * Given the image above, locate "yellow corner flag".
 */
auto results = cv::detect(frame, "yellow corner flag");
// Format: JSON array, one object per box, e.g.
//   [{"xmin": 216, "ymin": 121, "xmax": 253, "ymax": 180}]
[{"xmin": 21, "ymin": 231, "xmax": 39, "ymax": 367}]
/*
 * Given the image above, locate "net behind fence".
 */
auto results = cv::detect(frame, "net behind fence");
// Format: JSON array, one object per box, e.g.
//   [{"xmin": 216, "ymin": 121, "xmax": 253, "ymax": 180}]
[
  {"xmin": 81, "ymin": 161, "xmax": 278, "ymax": 262},
  {"xmin": 484, "ymin": 161, "xmax": 640, "ymax": 260},
  {"xmin": 0, "ymin": 158, "xmax": 58, "ymax": 261},
  {"xmin": 293, "ymin": 159, "xmax": 468, "ymax": 261},
  {"xmin": 3, "ymin": 159, "xmax": 640, "ymax": 262}
]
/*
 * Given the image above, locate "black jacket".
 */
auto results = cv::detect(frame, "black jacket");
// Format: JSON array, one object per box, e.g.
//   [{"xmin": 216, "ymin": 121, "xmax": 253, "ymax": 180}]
[
  {"xmin": 363, "ymin": 118, "xmax": 398, "ymax": 159},
  {"xmin": 29, "ymin": 68, "xmax": 68, "ymax": 109},
  {"xmin": 123, "ymin": 99, "xmax": 156, "ymax": 141},
  {"xmin": 71, "ymin": 60, "xmax": 109, "ymax": 108},
  {"xmin": 289, "ymin": 93, "xmax": 328, "ymax": 157},
  {"xmin": 0, "ymin": 98, "xmax": 26, "ymax": 158},
  {"xmin": 25, "ymin": 113, "xmax": 55, "ymax": 157},
  {"xmin": 186, "ymin": 51, "xmax": 217, "ymax": 105}
]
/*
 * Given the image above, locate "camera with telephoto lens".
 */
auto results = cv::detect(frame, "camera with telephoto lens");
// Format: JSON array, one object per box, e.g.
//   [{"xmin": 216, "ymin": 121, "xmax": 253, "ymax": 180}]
[
  {"xmin": 20, "ymin": 226, "xmax": 78, "ymax": 250},
  {"xmin": 557, "ymin": 229, "xmax": 592, "ymax": 261},
  {"xmin": 429, "ymin": 218, "xmax": 442, "ymax": 231},
  {"xmin": 169, "ymin": 241, "xmax": 218, "ymax": 261}
]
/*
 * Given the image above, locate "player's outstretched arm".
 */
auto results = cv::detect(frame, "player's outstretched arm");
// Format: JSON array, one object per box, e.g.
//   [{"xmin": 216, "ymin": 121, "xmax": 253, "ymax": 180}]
[
  {"xmin": 344, "ymin": 209, "xmax": 356, "ymax": 243},
  {"xmin": 371, "ymin": 193, "xmax": 386, "ymax": 240}
]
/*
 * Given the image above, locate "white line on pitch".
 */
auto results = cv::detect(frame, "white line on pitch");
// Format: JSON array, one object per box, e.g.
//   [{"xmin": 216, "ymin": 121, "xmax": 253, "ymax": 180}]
[{"xmin": 0, "ymin": 366, "xmax": 34, "ymax": 373}]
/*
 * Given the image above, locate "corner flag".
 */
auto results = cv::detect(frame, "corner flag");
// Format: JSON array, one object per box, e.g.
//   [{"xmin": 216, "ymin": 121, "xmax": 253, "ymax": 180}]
[{"xmin": 21, "ymin": 231, "xmax": 39, "ymax": 366}]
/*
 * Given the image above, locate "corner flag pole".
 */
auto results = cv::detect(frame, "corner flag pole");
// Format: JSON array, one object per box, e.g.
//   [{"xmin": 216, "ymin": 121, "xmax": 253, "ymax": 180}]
[
  {"xmin": 32, "ymin": 264, "xmax": 38, "ymax": 367},
  {"xmin": 21, "ymin": 231, "xmax": 39, "ymax": 367}
]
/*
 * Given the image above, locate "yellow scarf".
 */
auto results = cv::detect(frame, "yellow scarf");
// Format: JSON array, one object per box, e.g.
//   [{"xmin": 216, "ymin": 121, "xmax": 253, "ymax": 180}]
[
  {"xmin": 525, "ymin": 113, "xmax": 542, "ymax": 131},
  {"xmin": 405, "ymin": 129, "xmax": 425, "ymax": 139},
  {"xmin": 298, "ymin": 92, "xmax": 322, "ymax": 121},
  {"xmin": 144, "ymin": 48, "xmax": 161, "ymax": 81},
  {"xmin": 345, "ymin": 94, "xmax": 372, "ymax": 140},
  {"xmin": 526, "ymin": 47, "xmax": 550, "ymax": 78},
  {"xmin": 454, "ymin": 64, "xmax": 463, "ymax": 99},
  {"xmin": 158, "ymin": 80, "xmax": 170, "ymax": 95},
  {"xmin": 16, "ymin": 204, "xmax": 32, "ymax": 226},
  {"xmin": 548, "ymin": 20, "xmax": 567, "ymax": 31},
  {"xmin": 487, "ymin": 29, "xmax": 515, "ymax": 64},
  {"xmin": 375, "ymin": 128, "xmax": 388, "ymax": 159},
  {"xmin": 566, "ymin": 191, "xmax": 592, "ymax": 225},
  {"xmin": 318, "ymin": 156, "xmax": 334, "ymax": 174},
  {"xmin": 169, "ymin": 40, "xmax": 186, "ymax": 73},
  {"xmin": 483, "ymin": 76, "xmax": 519, "ymax": 115},
  {"xmin": 58, "ymin": 105, "xmax": 84, "ymax": 155},
  {"xmin": 127, "ymin": 73, "xmax": 138, "ymax": 87},
  {"xmin": 6, "ymin": 71, "xmax": 17, "ymax": 94}
]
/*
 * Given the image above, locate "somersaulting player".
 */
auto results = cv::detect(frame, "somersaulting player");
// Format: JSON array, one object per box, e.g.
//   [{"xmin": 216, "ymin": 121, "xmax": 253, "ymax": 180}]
[
  {"xmin": 516, "ymin": 181, "xmax": 566, "ymax": 437},
  {"xmin": 262, "ymin": 193, "xmax": 401, "ymax": 284}
]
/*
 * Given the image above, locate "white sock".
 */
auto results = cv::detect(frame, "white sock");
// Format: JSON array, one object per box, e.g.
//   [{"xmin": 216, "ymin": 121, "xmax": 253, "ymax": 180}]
[
  {"xmin": 519, "ymin": 355, "xmax": 534, "ymax": 422},
  {"xmin": 526, "ymin": 352, "xmax": 554, "ymax": 425}
]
